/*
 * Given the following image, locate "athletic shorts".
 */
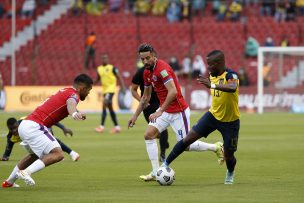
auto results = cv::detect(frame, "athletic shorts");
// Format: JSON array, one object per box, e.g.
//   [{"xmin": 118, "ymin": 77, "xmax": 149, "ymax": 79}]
[
  {"xmin": 149, "ymin": 107, "xmax": 190, "ymax": 141},
  {"xmin": 192, "ymin": 111, "xmax": 240, "ymax": 152},
  {"xmin": 18, "ymin": 120, "xmax": 61, "ymax": 158},
  {"xmin": 104, "ymin": 93, "xmax": 114, "ymax": 104}
]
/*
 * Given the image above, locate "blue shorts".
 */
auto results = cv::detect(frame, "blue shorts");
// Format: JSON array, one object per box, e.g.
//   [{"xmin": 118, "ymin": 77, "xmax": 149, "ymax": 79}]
[{"xmin": 192, "ymin": 111, "xmax": 239, "ymax": 152}]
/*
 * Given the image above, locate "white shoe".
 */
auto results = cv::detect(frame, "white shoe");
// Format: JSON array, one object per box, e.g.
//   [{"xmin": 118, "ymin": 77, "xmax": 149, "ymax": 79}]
[
  {"xmin": 139, "ymin": 172, "xmax": 156, "ymax": 181},
  {"xmin": 70, "ymin": 151, "xmax": 80, "ymax": 161},
  {"xmin": 16, "ymin": 170, "xmax": 35, "ymax": 186}
]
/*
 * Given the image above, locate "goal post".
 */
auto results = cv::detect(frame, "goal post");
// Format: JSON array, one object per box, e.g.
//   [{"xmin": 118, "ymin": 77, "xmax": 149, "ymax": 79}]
[{"xmin": 257, "ymin": 47, "xmax": 304, "ymax": 114}]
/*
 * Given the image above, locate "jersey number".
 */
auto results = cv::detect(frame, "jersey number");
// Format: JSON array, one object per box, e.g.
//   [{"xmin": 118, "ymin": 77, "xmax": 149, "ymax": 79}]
[{"xmin": 213, "ymin": 89, "xmax": 221, "ymax": 97}]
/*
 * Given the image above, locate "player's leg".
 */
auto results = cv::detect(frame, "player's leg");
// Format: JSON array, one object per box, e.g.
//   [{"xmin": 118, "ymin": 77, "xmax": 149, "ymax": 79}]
[
  {"xmin": 159, "ymin": 130, "xmax": 169, "ymax": 162},
  {"xmin": 95, "ymin": 94, "xmax": 108, "ymax": 132},
  {"xmin": 143, "ymin": 105, "xmax": 169, "ymax": 162},
  {"xmin": 16, "ymin": 120, "xmax": 64, "ymax": 186},
  {"xmin": 164, "ymin": 111, "xmax": 218, "ymax": 166},
  {"xmin": 1, "ymin": 138, "xmax": 15, "ymax": 161},
  {"xmin": 108, "ymin": 93, "xmax": 120, "ymax": 133},
  {"xmin": 56, "ymin": 138, "xmax": 80, "ymax": 161},
  {"xmin": 2, "ymin": 153, "xmax": 38, "ymax": 188},
  {"xmin": 140, "ymin": 113, "xmax": 170, "ymax": 181},
  {"xmin": 218, "ymin": 119, "xmax": 240, "ymax": 184}
]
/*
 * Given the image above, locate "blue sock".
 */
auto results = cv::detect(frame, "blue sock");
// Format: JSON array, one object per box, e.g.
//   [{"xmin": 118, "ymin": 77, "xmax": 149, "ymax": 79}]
[{"xmin": 165, "ymin": 139, "xmax": 188, "ymax": 165}]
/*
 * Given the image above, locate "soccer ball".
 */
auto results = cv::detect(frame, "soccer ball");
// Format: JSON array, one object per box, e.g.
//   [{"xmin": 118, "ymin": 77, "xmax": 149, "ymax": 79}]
[{"xmin": 156, "ymin": 167, "xmax": 175, "ymax": 186}]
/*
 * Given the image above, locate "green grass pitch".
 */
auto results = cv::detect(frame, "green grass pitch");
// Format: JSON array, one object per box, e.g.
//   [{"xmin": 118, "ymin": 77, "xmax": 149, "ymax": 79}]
[{"xmin": 0, "ymin": 112, "xmax": 303, "ymax": 202}]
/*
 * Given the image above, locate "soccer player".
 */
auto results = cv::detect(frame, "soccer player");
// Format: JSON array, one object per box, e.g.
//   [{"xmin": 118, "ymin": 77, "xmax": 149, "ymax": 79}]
[
  {"xmin": 1, "ymin": 117, "xmax": 80, "ymax": 162},
  {"xmin": 2, "ymin": 74, "xmax": 93, "ymax": 187},
  {"xmin": 131, "ymin": 67, "xmax": 170, "ymax": 162},
  {"xmin": 128, "ymin": 44, "xmax": 223, "ymax": 181},
  {"xmin": 162, "ymin": 50, "xmax": 240, "ymax": 184},
  {"xmin": 95, "ymin": 53, "xmax": 126, "ymax": 134}
]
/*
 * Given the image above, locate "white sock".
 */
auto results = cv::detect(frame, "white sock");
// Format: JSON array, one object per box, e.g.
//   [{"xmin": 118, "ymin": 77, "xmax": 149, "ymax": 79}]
[
  {"xmin": 7, "ymin": 165, "xmax": 20, "ymax": 183},
  {"xmin": 145, "ymin": 139, "xmax": 159, "ymax": 175},
  {"xmin": 69, "ymin": 150, "xmax": 76, "ymax": 156},
  {"xmin": 189, "ymin": 141, "xmax": 216, "ymax": 152},
  {"xmin": 25, "ymin": 159, "xmax": 45, "ymax": 175}
]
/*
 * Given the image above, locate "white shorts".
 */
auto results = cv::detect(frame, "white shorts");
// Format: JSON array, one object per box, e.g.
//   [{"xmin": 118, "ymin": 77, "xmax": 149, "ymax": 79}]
[
  {"xmin": 18, "ymin": 120, "xmax": 60, "ymax": 158},
  {"xmin": 149, "ymin": 107, "xmax": 190, "ymax": 141}
]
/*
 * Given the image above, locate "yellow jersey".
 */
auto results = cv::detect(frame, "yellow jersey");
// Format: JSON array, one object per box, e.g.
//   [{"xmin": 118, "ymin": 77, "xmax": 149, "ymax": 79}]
[
  {"xmin": 97, "ymin": 64, "xmax": 117, "ymax": 93},
  {"xmin": 209, "ymin": 69, "xmax": 240, "ymax": 122}
]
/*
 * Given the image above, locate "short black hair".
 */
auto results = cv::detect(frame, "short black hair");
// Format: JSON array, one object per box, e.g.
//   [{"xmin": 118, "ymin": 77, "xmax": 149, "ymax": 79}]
[
  {"xmin": 207, "ymin": 50, "xmax": 224, "ymax": 58},
  {"xmin": 73, "ymin": 74, "xmax": 93, "ymax": 87},
  {"xmin": 7, "ymin": 117, "xmax": 17, "ymax": 126},
  {"xmin": 138, "ymin": 43, "xmax": 155, "ymax": 53}
]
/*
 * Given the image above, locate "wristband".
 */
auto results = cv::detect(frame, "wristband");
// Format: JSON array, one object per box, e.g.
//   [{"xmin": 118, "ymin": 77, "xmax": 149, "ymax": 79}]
[
  {"xmin": 72, "ymin": 112, "xmax": 78, "ymax": 118},
  {"xmin": 210, "ymin": 84, "xmax": 216, "ymax": 89}
]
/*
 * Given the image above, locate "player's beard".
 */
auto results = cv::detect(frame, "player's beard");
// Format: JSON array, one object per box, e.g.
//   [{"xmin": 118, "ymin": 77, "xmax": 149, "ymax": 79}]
[
  {"xmin": 144, "ymin": 63, "xmax": 154, "ymax": 70},
  {"xmin": 80, "ymin": 95, "xmax": 86, "ymax": 101}
]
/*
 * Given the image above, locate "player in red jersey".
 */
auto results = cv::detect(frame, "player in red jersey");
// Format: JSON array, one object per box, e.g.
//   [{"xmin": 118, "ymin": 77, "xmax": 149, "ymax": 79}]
[
  {"xmin": 2, "ymin": 74, "xmax": 93, "ymax": 187},
  {"xmin": 128, "ymin": 44, "xmax": 223, "ymax": 181}
]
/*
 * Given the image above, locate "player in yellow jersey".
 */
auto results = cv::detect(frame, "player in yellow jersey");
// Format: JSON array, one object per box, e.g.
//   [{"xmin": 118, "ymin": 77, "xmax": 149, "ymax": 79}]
[
  {"xmin": 95, "ymin": 54, "xmax": 126, "ymax": 133},
  {"xmin": 162, "ymin": 50, "xmax": 240, "ymax": 185}
]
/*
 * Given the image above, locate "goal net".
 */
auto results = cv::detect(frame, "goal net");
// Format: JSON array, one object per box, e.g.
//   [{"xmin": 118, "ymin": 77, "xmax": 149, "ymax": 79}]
[{"xmin": 257, "ymin": 47, "xmax": 304, "ymax": 114}]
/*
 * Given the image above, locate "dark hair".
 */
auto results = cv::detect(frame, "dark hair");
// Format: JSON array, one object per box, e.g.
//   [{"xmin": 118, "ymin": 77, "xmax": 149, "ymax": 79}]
[
  {"xmin": 207, "ymin": 50, "xmax": 224, "ymax": 58},
  {"xmin": 7, "ymin": 117, "xmax": 17, "ymax": 126},
  {"xmin": 138, "ymin": 43, "xmax": 155, "ymax": 53},
  {"xmin": 73, "ymin": 74, "xmax": 93, "ymax": 87}
]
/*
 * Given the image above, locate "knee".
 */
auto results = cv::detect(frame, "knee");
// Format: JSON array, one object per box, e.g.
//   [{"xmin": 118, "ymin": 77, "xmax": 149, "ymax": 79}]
[
  {"xmin": 144, "ymin": 132, "xmax": 154, "ymax": 140},
  {"xmin": 54, "ymin": 150, "xmax": 64, "ymax": 162}
]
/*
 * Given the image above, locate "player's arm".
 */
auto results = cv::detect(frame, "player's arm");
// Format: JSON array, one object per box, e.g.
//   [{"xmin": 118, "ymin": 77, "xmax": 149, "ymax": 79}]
[
  {"xmin": 66, "ymin": 98, "xmax": 86, "ymax": 120},
  {"xmin": 54, "ymin": 123, "xmax": 73, "ymax": 136},
  {"xmin": 130, "ymin": 83, "xmax": 141, "ymax": 102},
  {"xmin": 160, "ymin": 80, "xmax": 177, "ymax": 112},
  {"xmin": 128, "ymin": 86, "xmax": 152, "ymax": 128},
  {"xmin": 114, "ymin": 67, "xmax": 126, "ymax": 94},
  {"xmin": 94, "ymin": 71, "xmax": 101, "ymax": 85},
  {"xmin": 197, "ymin": 75, "xmax": 238, "ymax": 93}
]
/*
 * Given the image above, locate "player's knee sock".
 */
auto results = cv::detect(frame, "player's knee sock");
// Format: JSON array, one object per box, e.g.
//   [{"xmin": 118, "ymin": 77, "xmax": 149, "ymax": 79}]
[
  {"xmin": 165, "ymin": 139, "xmax": 188, "ymax": 165},
  {"xmin": 56, "ymin": 138, "xmax": 72, "ymax": 154},
  {"xmin": 109, "ymin": 110, "xmax": 119, "ymax": 126},
  {"xmin": 145, "ymin": 139, "xmax": 159, "ymax": 175},
  {"xmin": 226, "ymin": 156, "xmax": 237, "ymax": 173},
  {"xmin": 7, "ymin": 165, "xmax": 20, "ymax": 183},
  {"xmin": 25, "ymin": 159, "xmax": 45, "ymax": 175},
  {"xmin": 159, "ymin": 130, "xmax": 169, "ymax": 155},
  {"xmin": 101, "ymin": 109, "xmax": 107, "ymax": 126},
  {"xmin": 189, "ymin": 141, "xmax": 216, "ymax": 151}
]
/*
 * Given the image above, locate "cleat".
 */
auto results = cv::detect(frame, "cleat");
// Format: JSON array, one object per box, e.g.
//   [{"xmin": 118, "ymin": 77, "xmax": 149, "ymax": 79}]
[
  {"xmin": 16, "ymin": 170, "xmax": 35, "ymax": 186},
  {"xmin": 95, "ymin": 126, "xmax": 105, "ymax": 133},
  {"xmin": 1, "ymin": 157, "xmax": 9, "ymax": 161},
  {"xmin": 2, "ymin": 180, "xmax": 20, "ymax": 188},
  {"xmin": 70, "ymin": 151, "xmax": 80, "ymax": 162},
  {"xmin": 214, "ymin": 142, "xmax": 224, "ymax": 165},
  {"xmin": 110, "ymin": 126, "xmax": 121, "ymax": 134},
  {"xmin": 139, "ymin": 172, "xmax": 156, "ymax": 182},
  {"xmin": 224, "ymin": 170, "xmax": 234, "ymax": 185}
]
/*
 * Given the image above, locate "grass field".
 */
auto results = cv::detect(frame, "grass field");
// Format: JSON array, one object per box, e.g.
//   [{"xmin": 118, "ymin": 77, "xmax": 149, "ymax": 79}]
[{"xmin": 0, "ymin": 112, "xmax": 303, "ymax": 203}]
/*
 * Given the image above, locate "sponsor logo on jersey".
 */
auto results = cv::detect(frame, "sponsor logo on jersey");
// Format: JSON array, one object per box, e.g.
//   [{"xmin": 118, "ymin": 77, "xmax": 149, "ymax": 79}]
[{"xmin": 160, "ymin": 70, "xmax": 168, "ymax": 78}]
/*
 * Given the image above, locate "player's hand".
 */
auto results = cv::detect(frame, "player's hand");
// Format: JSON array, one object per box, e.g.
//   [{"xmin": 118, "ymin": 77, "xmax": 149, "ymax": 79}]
[
  {"xmin": 128, "ymin": 116, "xmax": 137, "ymax": 129},
  {"xmin": 197, "ymin": 75, "xmax": 211, "ymax": 88},
  {"xmin": 72, "ymin": 112, "xmax": 86, "ymax": 120},
  {"xmin": 149, "ymin": 111, "xmax": 162, "ymax": 123},
  {"xmin": 63, "ymin": 127, "xmax": 73, "ymax": 136}
]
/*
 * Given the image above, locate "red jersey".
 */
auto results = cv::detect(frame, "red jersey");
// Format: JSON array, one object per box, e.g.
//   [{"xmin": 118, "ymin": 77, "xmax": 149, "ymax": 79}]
[
  {"xmin": 26, "ymin": 87, "xmax": 79, "ymax": 128},
  {"xmin": 143, "ymin": 59, "xmax": 188, "ymax": 113}
]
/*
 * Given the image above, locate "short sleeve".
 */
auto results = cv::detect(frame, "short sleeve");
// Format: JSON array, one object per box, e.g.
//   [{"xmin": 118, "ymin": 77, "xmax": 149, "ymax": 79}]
[
  {"xmin": 226, "ymin": 71, "xmax": 238, "ymax": 81},
  {"xmin": 143, "ymin": 70, "xmax": 152, "ymax": 87},
  {"xmin": 159, "ymin": 68, "xmax": 173, "ymax": 85},
  {"xmin": 132, "ymin": 68, "xmax": 143, "ymax": 85}
]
